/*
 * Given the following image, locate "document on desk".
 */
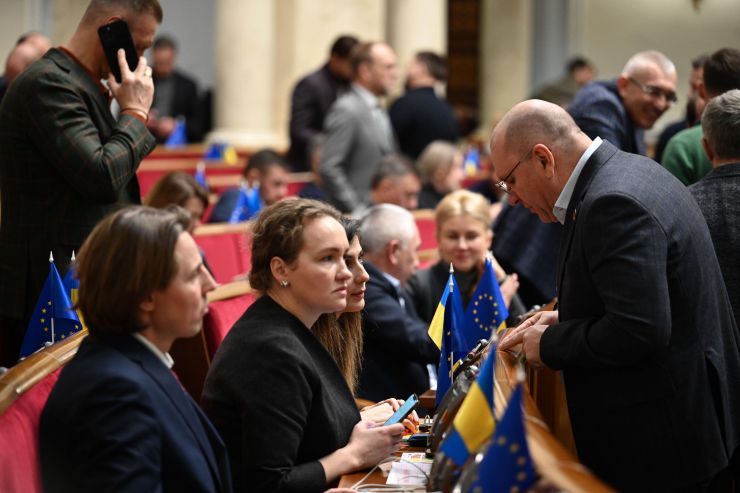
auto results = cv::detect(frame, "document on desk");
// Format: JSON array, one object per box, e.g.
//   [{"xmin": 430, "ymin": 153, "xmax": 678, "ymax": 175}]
[{"xmin": 386, "ymin": 453, "xmax": 432, "ymax": 485}]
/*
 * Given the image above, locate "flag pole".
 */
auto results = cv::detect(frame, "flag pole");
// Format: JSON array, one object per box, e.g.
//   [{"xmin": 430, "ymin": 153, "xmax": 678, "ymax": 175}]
[
  {"xmin": 449, "ymin": 263, "xmax": 454, "ymax": 386},
  {"xmin": 49, "ymin": 251, "xmax": 55, "ymax": 344}
]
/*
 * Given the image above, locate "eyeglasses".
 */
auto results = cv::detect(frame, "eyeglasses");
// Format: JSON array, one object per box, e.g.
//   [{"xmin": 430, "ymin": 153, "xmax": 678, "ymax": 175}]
[
  {"xmin": 628, "ymin": 77, "xmax": 678, "ymax": 103},
  {"xmin": 494, "ymin": 148, "xmax": 533, "ymax": 193}
]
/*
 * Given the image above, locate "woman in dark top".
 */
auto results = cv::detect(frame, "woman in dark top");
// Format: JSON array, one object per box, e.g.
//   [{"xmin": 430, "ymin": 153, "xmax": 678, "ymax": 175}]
[
  {"xmin": 407, "ymin": 190, "xmax": 526, "ymax": 326},
  {"xmin": 202, "ymin": 199, "xmax": 403, "ymax": 493},
  {"xmin": 416, "ymin": 140, "xmax": 464, "ymax": 209}
]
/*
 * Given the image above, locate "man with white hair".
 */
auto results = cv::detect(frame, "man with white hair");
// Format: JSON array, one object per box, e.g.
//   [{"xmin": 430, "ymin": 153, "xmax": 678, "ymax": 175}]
[
  {"xmin": 568, "ymin": 50, "xmax": 677, "ymax": 154},
  {"xmin": 357, "ymin": 204, "xmax": 438, "ymax": 402}
]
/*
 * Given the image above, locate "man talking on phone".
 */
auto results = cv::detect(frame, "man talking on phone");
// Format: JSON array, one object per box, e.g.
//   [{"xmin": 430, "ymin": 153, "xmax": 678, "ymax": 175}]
[{"xmin": 0, "ymin": 0, "xmax": 162, "ymax": 366}]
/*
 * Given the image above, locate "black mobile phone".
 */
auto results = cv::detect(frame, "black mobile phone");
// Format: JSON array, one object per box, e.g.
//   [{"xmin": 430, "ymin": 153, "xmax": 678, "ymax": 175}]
[
  {"xmin": 98, "ymin": 19, "xmax": 138, "ymax": 83},
  {"xmin": 383, "ymin": 394, "xmax": 419, "ymax": 426}
]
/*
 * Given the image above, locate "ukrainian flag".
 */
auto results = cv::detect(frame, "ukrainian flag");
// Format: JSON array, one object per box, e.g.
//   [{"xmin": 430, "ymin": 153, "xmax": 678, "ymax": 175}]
[
  {"xmin": 62, "ymin": 253, "xmax": 85, "ymax": 328},
  {"xmin": 461, "ymin": 257, "xmax": 508, "ymax": 348},
  {"xmin": 428, "ymin": 266, "xmax": 465, "ymax": 349},
  {"xmin": 470, "ymin": 382, "xmax": 537, "ymax": 492},
  {"xmin": 436, "ymin": 292, "xmax": 466, "ymax": 406},
  {"xmin": 439, "ymin": 338, "xmax": 497, "ymax": 465}
]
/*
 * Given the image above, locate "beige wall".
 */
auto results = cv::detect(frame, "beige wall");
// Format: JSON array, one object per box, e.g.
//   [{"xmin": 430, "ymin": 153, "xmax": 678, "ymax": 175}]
[
  {"xmin": 0, "ymin": 1, "xmax": 26, "ymax": 60},
  {"xmin": 570, "ymin": 0, "xmax": 740, "ymax": 139}
]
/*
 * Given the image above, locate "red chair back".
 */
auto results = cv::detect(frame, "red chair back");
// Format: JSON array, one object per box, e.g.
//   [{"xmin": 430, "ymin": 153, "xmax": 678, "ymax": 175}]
[
  {"xmin": 414, "ymin": 209, "xmax": 437, "ymax": 250},
  {"xmin": 193, "ymin": 223, "xmax": 252, "ymax": 284},
  {"xmin": 203, "ymin": 285, "xmax": 258, "ymax": 357},
  {"xmin": 0, "ymin": 331, "xmax": 86, "ymax": 493}
]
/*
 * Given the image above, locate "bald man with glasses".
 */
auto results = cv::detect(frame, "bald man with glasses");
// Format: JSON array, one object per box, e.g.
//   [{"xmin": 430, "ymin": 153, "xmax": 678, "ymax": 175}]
[
  {"xmin": 568, "ymin": 50, "xmax": 677, "ymax": 155},
  {"xmin": 494, "ymin": 99, "xmax": 740, "ymax": 492}
]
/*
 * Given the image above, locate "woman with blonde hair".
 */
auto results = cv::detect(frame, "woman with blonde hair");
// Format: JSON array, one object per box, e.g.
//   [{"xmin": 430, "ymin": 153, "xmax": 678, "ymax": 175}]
[
  {"xmin": 406, "ymin": 189, "xmax": 526, "ymax": 326},
  {"xmin": 416, "ymin": 140, "xmax": 465, "ymax": 209}
]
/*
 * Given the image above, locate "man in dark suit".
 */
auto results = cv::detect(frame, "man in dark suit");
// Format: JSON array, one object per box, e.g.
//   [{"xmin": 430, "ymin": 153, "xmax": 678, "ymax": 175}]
[
  {"xmin": 40, "ymin": 206, "xmax": 230, "ymax": 492},
  {"xmin": 568, "ymin": 50, "xmax": 677, "ymax": 155},
  {"xmin": 389, "ymin": 51, "xmax": 458, "ymax": 159},
  {"xmin": 287, "ymin": 35, "xmax": 358, "ymax": 171},
  {"xmin": 496, "ymin": 100, "xmax": 740, "ymax": 492},
  {"xmin": 0, "ymin": 0, "xmax": 159, "ymax": 367},
  {"xmin": 319, "ymin": 41, "xmax": 399, "ymax": 214},
  {"xmin": 148, "ymin": 35, "xmax": 204, "ymax": 143},
  {"xmin": 691, "ymin": 89, "xmax": 740, "ymax": 328},
  {"xmin": 357, "ymin": 204, "xmax": 439, "ymax": 403}
]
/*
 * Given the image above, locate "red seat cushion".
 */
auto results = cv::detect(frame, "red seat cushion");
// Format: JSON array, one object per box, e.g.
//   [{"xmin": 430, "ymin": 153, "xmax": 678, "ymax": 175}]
[
  {"xmin": 195, "ymin": 233, "xmax": 252, "ymax": 284},
  {"xmin": 0, "ymin": 368, "xmax": 62, "ymax": 493},
  {"xmin": 203, "ymin": 292, "xmax": 258, "ymax": 357}
]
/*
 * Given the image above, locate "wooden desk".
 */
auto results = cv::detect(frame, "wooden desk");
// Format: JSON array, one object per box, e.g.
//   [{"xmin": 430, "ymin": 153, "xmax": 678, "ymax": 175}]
[{"xmin": 337, "ymin": 444, "xmax": 427, "ymax": 489}]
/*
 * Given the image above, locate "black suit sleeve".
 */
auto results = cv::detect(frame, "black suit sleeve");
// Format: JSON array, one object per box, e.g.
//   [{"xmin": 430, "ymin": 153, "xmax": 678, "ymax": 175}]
[
  {"xmin": 289, "ymin": 79, "xmax": 321, "ymax": 153},
  {"xmin": 364, "ymin": 285, "xmax": 439, "ymax": 364},
  {"xmin": 572, "ymin": 97, "xmax": 626, "ymax": 149},
  {"xmin": 541, "ymin": 193, "xmax": 671, "ymax": 369},
  {"xmin": 63, "ymin": 376, "xmax": 162, "ymax": 492}
]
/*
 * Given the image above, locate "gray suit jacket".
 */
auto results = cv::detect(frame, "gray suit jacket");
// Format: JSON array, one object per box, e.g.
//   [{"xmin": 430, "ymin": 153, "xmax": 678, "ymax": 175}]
[
  {"xmin": 542, "ymin": 141, "xmax": 740, "ymax": 492},
  {"xmin": 319, "ymin": 86, "xmax": 396, "ymax": 213},
  {"xmin": 690, "ymin": 163, "xmax": 740, "ymax": 326}
]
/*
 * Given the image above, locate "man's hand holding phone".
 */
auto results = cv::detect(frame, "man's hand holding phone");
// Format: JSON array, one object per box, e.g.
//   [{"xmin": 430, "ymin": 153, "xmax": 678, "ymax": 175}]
[{"xmin": 108, "ymin": 49, "xmax": 154, "ymax": 120}]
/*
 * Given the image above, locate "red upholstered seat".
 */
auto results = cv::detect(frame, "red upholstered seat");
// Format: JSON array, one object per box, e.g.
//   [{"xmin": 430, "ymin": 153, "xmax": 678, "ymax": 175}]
[
  {"xmin": 203, "ymin": 289, "xmax": 257, "ymax": 358},
  {"xmin": 414, "ymin": 209, "xmax": 437, "ymax": 250},
  {"xmin": 0, "ymin": 368, "xmax": 61, "ymax": 493},
  {"xmin": 0, "ymin": 331, "xmax": 86, "ymax": 493},
  {"xmin": 193, "ymin": 223, "xmax": 252, "ymax": 284}
]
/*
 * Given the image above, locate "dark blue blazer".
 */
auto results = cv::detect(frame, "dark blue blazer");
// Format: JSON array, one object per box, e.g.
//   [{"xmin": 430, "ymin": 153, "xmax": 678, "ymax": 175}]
[
  {"xmin": 568, "ymin": 80, "xmax": 646, "ymax": 155},
  {"xmin": 40, "ymin": 335, "xmax": 232, "ymax": 493},
  {"xmin": 358, "ymin": 262, "xmax": 439, "ymax": 402},
  {"xmin": 541, "ymin": 141, "xmax": 740, "ymax": 492}
]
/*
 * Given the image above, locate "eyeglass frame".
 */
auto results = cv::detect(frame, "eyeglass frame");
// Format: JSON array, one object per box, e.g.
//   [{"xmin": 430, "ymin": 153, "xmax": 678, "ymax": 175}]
[
  {"xmin": 628, "ymin": 77, "xmax": 678, "ymax": 103},
  {"xmin": 494, "ymin": 148, "xmax": 533, "ymax": 193}
]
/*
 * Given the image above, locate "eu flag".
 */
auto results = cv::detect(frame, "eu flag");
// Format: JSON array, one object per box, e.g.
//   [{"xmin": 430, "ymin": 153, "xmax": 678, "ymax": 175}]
[
  {"xmin": 436, "ymin": 291, "xmax": 467, "ymax": 407},
  {"xmin": 194, "ymin": 162, "xmax": 209, "ymax": 192},
  {"xmin": 462, "ymin": 257, "xmax": 508, "ymax": 351},
  {"xmin": 470, "ymin": 383, "xmax": 537, "ymax": 493},
  {"xmin": 228, "ymin": 184, "xmax": 262, "ymax": 223},
  {"xmin": 19, "ymin": 254, "xmax": 82, "ymax": 358},
  {"xmin": 164, "ymin": 117, "xmax": 187, "ymax": 148},
  {"xmin": 439, "ymin": 338, "xmax": 497, "ymax": 466}
]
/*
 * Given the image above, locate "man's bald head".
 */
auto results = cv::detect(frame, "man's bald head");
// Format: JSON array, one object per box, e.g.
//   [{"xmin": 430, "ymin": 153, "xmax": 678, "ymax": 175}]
[
  {"xmin": 4, "ymin": 42, "xmax": 43, "ymax": 84},
  {"xmin": 491, "ymin": 99, "xmax": 586, "ymax": 159}
]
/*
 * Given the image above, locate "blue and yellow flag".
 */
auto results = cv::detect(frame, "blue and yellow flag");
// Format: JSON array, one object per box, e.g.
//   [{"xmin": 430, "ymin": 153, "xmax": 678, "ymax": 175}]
[
  {"xmin": 20, "ymin": 254, "xmax": 82, "ymax": 358},
  {"xmin": 436, "ymin": 291, "xmax": 467, "ymax": 407},
  {"xmin": 462, "ymin": 258, "xmax": 508, "ymax": 348},
  {"xmin": 470, "ymin": 382, "xmax": 537, "ymax": 493},
  {"xmin": 428, "ymin": 267, "xmax": 465, "ymax": 349},
  {"xmin": 439, "ymin": 338, "xmax": 497, "ymax": 465},
  {"xmin": 229, "ymin": 184, "xmax": 262, "ymax": 223},
  {"xmin": 62, "ymin": 252, "xmax": 85, "ymax": 327}
]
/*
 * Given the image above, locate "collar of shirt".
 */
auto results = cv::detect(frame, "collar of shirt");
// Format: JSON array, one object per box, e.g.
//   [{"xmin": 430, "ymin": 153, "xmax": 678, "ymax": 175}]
[
  {"xmin": 553, "ymin": 137, "xmax": 603, "ymax": 224},
  {"xmin": 352, "ymin": 82, "xmax": 380, "ymax": 109},
  {"xmin": 57, "ymin": 46, "xmax": 112, "ymax": 104},
  {"xmin": 132, "ymin": 333, "xmax": 175, "ymax": 369}
]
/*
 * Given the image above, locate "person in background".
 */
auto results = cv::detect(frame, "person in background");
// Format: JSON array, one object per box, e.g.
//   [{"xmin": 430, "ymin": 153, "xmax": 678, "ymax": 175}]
[
  {"xmin": 145, "ymin": 171, "xmax": 208, "ymax": 233},
  {"xmin": 40, "ymin": 206, "xmax": 229, "ymax": 492},
  {"xmin": 319, "ymin": 41, "xmax": 398, "ymax": 214},
  {"xmin": 407, "ymin": 189, "xmax": 525, "ymax": 328},
  {"xmin": 208, "ymin": 149, "xmax": 290, "ymax": 223},
  {"xmin": 356, "ymin": 204, "xmax": 439, "ymax": 403},
  {"xmin": 202, "ymin": 199, "xmax": 403, "ymax": 493},
  {"xmin": 389, "ymin": 51, "xmax": 458, "ymax": 159},
  {"xmin": 288, "ymin": 35, "xmax": 359, "ymax": 171},
  {"xmin": 0, "ymin": 0, "xmax": 160, "ymax": 367},
  {"xmin": 312, "ymin": 217, "xmax": 420, "ymax": 430},
  {"xmin": 369, "ymin": 154, "xmax": 421, "ymax": 210},
  {"xmin": 298, "ymin": 134, "xmax": 329, "ymax": 203},
  {"xmin": 662, "ymin": 48, "xmax": 740, "ymax": 185},
  {"xmin": 416, "ymin": 140, "xmax": 464, "ymax": 209},
  {"xmin": 148, "ymin": 35, "xmax": 203, "ymax": 143},
  {"xmin": 0, "ymin": 31, "xmax": 50, "ymax": 101},
  {"xmin": 654, "ymin": 54, "xmax": 708, "ymax": 163},
  {"xmin": 690, "ymin": 89, "xmax": 740, "ymax": 329},
  {"xmin": 568, "ymin": 50, "xmax": 677, "ymax": 155},
  {"xmin": 533, "ymin": 56, "xmax": 595, "ymax": 108}
]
